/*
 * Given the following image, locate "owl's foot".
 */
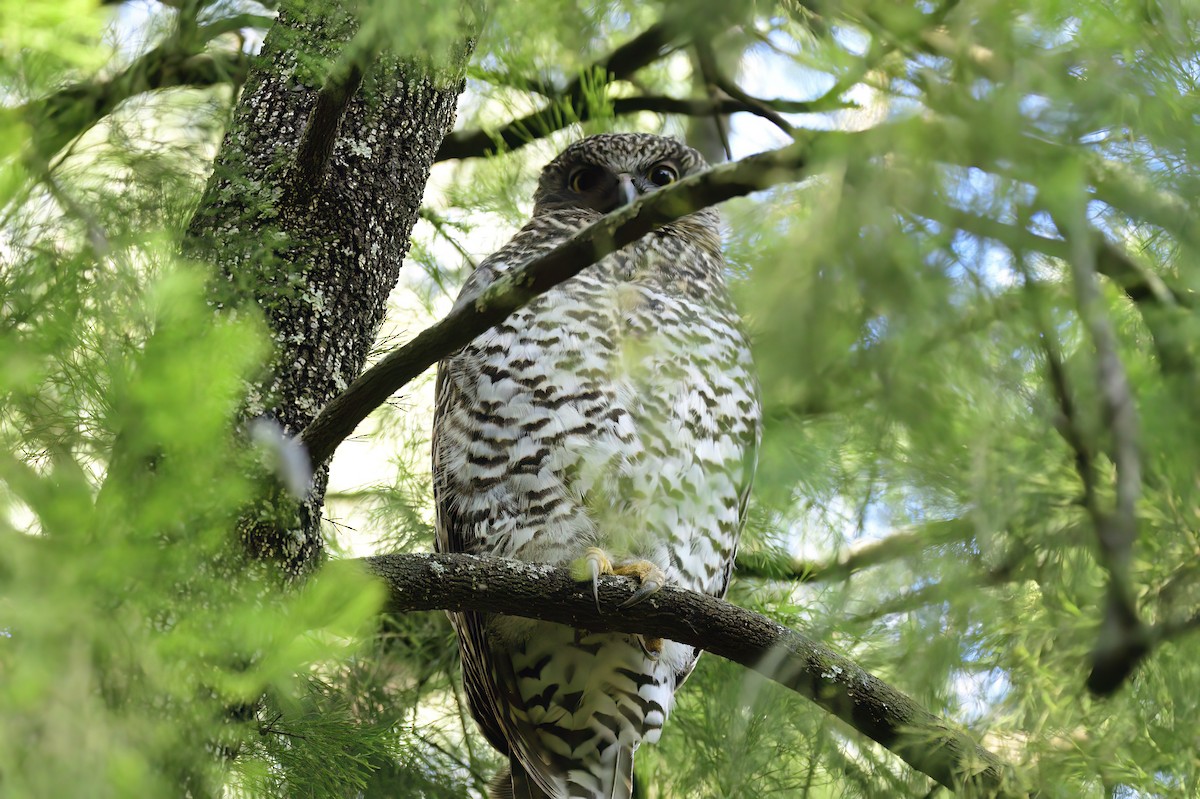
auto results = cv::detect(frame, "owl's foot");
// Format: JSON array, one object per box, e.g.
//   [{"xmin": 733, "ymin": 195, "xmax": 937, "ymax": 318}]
[
  {"xmin": 613, "ymin": 560, "xmax": 666, "ymax": 608},
  {"xmin": 637, "ymin": 635, "xmax": 664, "ymax": 661},
  {"xmin": 571, "ymin": 547, "xmax": 615, "ymax": 612},
  {"xmin": 570, "ymin": 551, "xmax": 666, "ymax": 612}
]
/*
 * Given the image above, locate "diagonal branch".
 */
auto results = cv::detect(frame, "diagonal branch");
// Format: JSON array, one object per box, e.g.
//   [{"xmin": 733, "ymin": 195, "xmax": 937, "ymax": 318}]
[
  {"xmin": 362, "ymin": 552, "xmax": 1028, "ymax": 797},
  {"xmin": 299, "ymin": 126, "xmax": 833, "ymax": 465}
]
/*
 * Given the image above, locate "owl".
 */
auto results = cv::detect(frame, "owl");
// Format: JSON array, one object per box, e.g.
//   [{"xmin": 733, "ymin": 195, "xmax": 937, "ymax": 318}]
[{"xmin": 432, "ymin": 133, "xmax": 760, "ymax": 799}]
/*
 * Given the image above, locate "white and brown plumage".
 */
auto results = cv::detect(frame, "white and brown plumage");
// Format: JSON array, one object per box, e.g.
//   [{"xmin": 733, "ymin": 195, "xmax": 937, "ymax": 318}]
[{"xmin": 432, "ymin": 133, "xmax": 760, "ymax": 799}]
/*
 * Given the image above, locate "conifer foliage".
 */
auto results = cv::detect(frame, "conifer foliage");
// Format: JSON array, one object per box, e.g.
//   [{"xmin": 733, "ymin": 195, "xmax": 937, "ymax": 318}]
[{"xmin": 2, "ymin": 0, "xmax": 1198, "ymax": 796}]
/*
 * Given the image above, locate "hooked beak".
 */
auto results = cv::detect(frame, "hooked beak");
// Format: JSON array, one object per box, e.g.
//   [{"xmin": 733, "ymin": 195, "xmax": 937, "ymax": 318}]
[{"xmin": 616, "ymin": 173, "xmax": 638, "ymax": 207}]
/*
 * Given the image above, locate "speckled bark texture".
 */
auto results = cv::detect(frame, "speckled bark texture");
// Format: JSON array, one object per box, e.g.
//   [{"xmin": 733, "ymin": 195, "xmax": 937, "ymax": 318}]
[
  {"xmin": 365, "ymin": 553, "xmax": 1029, "ymax": 798},
  {"xmin": 187, "ymin": 4, "xmax": 474, "ymax": 572}
]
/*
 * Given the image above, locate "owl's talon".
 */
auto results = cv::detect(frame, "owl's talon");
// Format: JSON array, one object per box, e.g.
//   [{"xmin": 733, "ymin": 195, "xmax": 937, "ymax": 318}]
[
  {"xmin": 613, "ymin": 560, "xmax": 667, "ymax": 608},
  {"xmin": 619, "ymin": 577, "xmax": 663, "ymax": 608},
  {"xmin": 577, "ymin": 547, "xmax": 614, "ymax": 612},
  {"xmin": 637, "ymin": 635, "xmax": 664, "ymax": 661}
]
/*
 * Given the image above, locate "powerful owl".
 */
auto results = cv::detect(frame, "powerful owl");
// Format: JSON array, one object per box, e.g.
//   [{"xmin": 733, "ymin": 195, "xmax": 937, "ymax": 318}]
[{"xmin": 432, "ymin": 133, "xmax": 760, "ymax": 799}]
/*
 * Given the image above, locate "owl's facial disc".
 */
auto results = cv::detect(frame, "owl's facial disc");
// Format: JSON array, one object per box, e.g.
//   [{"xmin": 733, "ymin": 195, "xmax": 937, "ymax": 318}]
[{"xmin": 533, "ymin": 134, "xmax": 705, "ymax": 216}]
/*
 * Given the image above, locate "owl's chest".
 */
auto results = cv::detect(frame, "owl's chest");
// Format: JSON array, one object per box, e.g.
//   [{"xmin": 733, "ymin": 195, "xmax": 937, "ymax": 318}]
[{"xmin": 474, "ymin": 269, "xmax": 714, "ymax": 408}]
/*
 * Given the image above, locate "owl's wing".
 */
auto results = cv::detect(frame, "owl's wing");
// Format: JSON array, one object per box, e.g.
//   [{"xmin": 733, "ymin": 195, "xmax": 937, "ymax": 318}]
[
  {"xmin": 721, "ymin": 406, "xmax": 762, "ymax": 599},
  {"xmin": 431, "ymin": 247, "xmax": 572, "ymax": 797},
  {"xmin": 432, "ymin": 214, "xmax": 589, "ymax": 554},
  {"xmin": 431, "ymin": 252, "xmax": 500, "ymax": 557}
]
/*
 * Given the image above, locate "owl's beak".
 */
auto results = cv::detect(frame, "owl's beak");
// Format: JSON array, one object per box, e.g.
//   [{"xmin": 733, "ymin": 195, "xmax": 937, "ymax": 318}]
[{"xmin": 616, "ymin": 173, "xmax": 638, "ymax": 207}]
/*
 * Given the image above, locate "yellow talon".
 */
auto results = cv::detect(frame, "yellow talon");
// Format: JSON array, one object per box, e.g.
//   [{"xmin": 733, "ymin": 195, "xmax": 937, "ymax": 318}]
[
  {"xmin": 612, "ymin": 559, "xmax": 667, "ymax": 607},
  {"xmin": 571, "ymin": 552, "xmax": 667, "ymax": 611},
  {"xmin": 638, "ymin": 636, "xmax": 664, "ymax": 661},
  {"xmin": 570, "ymin": 547, "xmax": 616, "ymax": 611}
]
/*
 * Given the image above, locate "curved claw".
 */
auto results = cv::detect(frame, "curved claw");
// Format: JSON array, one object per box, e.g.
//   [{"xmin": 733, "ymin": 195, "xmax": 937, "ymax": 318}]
[
  {"xmin": 579, "ymin": 547, "xmax": 614, "ymax": 613},
  {"xmin": 589, "ymin": 556, "xmax": 602, "ymax": 612},
  {"xmin": 618, "ymin": 575, "xmax": 664, "ymax": 608},
  {"xmin": 637, "ymin": 635, "xmax": 664, "ymax": 661}
]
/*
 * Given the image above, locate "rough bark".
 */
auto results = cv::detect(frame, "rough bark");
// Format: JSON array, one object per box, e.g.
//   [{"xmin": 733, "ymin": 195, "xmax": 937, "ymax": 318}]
[
  {"xmin": 186, "ymin": 3, "xmax": 475, "ymax": 572},
  {"xmin": 365, "ymin": 552, "xmax": 1031, "ymax": 798}
]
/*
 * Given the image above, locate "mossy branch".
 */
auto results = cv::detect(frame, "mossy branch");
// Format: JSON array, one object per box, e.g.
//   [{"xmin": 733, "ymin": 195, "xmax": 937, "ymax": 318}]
[
  {"xmin": 299, "ymin": 115, "xmax": 1196, "ymax": 470},
  {"xmin": 361, "ymin": 552, "xmax": 1030, "ymax": 798}
]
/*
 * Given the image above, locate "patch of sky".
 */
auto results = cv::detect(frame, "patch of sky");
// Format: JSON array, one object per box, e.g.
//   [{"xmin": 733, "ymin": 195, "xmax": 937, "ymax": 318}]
[
  {"xmin": 829, "ymin": 25, "xmax": 870, "ymax": 57},
  {"xmin": 113, "ymin": 0, "xmax": 267, "ymax": 59},
  {"xmin": 731, "ymin": 42, "xmax": 836, "ymax": 155},
  {"xmin": 949, "ymin": 665, "xmax": 1011, "ymax": 723}
]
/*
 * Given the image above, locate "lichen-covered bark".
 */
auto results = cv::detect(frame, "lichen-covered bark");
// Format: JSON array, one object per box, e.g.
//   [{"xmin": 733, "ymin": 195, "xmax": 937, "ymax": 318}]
[
  {"xmin": 187, "ymin": 3, "xmax": 475, "ymax": 572},
  {"xmin": 364, "ymin": 552, "xmax": 1028, "ymax": 798}
]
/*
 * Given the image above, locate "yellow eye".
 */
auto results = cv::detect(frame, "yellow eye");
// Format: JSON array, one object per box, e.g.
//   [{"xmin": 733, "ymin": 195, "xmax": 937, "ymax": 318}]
[
  {"xmin": 647, "ymin": 163, "xmax": 678, "ymax": 187},
  {"xmin": 569, "ymin": 166, "xmax": 604, "ymax": 193}
]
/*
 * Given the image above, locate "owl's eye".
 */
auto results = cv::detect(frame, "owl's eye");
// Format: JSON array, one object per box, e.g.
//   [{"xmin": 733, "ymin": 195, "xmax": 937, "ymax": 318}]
[
  {"xmin": 647, "ymin": 163, "xmax": 678, "ymax": 187},
  {"xmin": 568, "ymin": 166, "xmax": 604, "ymax": 193}
]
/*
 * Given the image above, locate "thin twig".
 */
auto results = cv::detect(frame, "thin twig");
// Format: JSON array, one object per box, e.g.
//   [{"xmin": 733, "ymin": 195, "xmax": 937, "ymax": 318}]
[
  {"xmin": 1051, "ymin": 203, "xmax": 1147, "ymax": 695},
  {"xmin": 436, "ymin": 18, "xmax": 688, "ymax": 161},
  {"xmin": 736, "ymin": 518, "xmax": 971, "ymax": 582},
  {"xmin": 692, "ymin": 42, "xmax": 733, "ymax": 159},
  {"xmin": 711, "ymin": 71, "xmax": 797, "ymax": 138},
  {"xmin": 418, "ymin": 208, "xmax": 478, "ymax": 271}
]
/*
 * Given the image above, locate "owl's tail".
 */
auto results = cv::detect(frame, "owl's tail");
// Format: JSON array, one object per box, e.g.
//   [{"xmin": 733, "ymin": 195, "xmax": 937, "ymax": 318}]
[{"xmin": 488, "ymin": 748, "xmax": 636, "ymax": 799}]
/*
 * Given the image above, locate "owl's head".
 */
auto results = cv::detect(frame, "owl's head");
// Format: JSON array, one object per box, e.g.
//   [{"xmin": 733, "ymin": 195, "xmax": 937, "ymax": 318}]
[{"xmin": 533, "ymin": 133, "xmax": 709, "ymax": 217}]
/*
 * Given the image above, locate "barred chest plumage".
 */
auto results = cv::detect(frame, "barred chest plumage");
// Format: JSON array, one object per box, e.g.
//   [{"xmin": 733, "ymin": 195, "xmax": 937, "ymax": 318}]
[
  {"xmin": 432, "ymin": 133, "xmax": 760, "ymax": 799},
  {"xmin": 437, "ymin": 219, "xmax": 754, "ymax": 595}
]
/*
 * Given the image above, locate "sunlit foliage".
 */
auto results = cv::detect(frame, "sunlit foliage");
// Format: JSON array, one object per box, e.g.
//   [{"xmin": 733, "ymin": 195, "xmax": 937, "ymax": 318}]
[{"xmin": 3, "ymin": 0, "xmax": 1200, "ymax": 796}]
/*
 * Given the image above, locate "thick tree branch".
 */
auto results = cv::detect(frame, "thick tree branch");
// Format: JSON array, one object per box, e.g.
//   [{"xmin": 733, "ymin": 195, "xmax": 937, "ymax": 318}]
[
  {"xmin": 362, "ymin": 553, "xmax": 1028, "ymax": 797},
  {"xmin": 184, "ymin": 1, "xmax": 476, "ymax": 571},
  {"xmin": 299, "ymin": 128, "xmax": 825, "ymax": 465}
]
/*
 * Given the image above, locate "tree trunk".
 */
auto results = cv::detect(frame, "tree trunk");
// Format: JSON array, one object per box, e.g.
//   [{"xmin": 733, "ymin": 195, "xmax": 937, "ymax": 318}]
[{"xmin": 186, "ymin": 3, "xmax": 475, "ymax": 573}]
